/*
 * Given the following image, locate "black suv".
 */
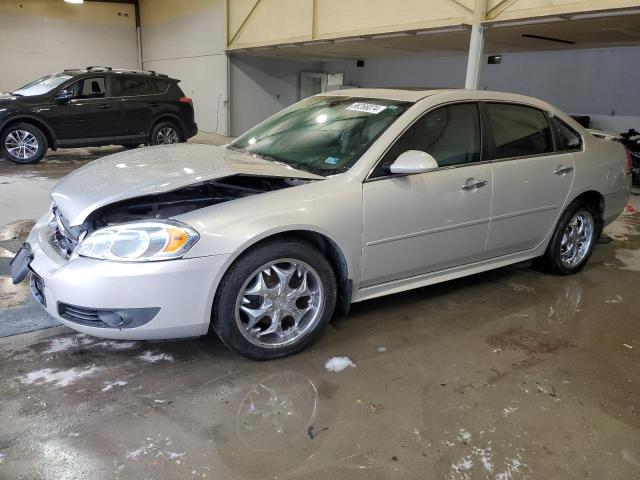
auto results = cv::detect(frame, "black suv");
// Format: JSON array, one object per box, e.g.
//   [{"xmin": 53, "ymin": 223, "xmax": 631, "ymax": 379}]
[{"xmin": 0, "ymin": 66, "xmax": 197, "ymax": 164}]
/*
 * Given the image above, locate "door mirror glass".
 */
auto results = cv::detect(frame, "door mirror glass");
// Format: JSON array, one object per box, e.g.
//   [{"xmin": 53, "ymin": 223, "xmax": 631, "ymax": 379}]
[
  {"xmin": 389, "ymin": 150, "xmax": 439, "ymax": 174},
  {"xmin": 55, "ymin": 89, "xmax": 74, "ymax": 104}
]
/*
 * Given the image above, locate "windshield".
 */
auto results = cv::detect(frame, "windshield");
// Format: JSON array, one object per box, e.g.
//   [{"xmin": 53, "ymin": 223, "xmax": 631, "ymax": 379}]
[
  {"xmin": 229, "ymin": 96, "xmax": 411, "ymax": 176},
  {"xmin": 12, "ymin": 73, "xmax": 73, "ymax": 96}
]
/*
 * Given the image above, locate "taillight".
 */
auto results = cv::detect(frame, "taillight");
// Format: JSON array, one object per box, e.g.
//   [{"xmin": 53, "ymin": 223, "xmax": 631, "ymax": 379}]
[
  {"xmin": 626, "ymin": 148, "xmax": 633, "ymax": 175},
  {"xmin": 179, "ymin": 97, "xmax": 193, "ymax": 104}
]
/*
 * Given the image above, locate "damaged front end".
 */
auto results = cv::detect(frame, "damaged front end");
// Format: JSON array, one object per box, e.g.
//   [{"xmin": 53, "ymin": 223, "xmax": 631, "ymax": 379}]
[{"xmin": 51, "ymin": 175, "xmax": 311, "ymax": 258}]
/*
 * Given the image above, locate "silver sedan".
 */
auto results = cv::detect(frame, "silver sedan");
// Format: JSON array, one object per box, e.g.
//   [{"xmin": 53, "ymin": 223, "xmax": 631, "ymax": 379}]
[{"xmin": 11, "ymin": 89, "xmax": 631, "ymax": 359}]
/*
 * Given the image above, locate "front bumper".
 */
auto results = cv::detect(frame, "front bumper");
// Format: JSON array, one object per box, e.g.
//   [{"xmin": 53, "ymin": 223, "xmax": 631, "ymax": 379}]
[{"xmin": 26, "ymin": 213, "xmax": 231, "ymax": 340}]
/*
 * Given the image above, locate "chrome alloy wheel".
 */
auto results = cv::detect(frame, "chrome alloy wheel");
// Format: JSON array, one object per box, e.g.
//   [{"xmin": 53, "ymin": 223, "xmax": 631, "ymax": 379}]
[
  {"xmin": 235, "ymin": 259, "xmax": 325, "ymax": 348},
  {"xmin": 5, "ymin": 130, "xmax": 39, "ymax": 160},
  {"xmin": 156, "ymin": 126, "xmax": 179, "ymax": 144},
  {"xmin": 560, "ymin": 211, "xmax": 595, "ymax": 268}
]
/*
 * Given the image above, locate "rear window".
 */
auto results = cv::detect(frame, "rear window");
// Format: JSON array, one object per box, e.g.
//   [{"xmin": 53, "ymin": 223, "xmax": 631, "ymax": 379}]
[{"xmin": 487, "ymin": 103, "xmax": 554, "ymax": 159}]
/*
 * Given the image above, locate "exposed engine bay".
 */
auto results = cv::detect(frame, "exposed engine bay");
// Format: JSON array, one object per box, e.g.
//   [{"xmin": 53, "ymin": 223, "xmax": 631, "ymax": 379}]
[{"xmin": 52, "ymin": 175, "xmax": 312, "ymax": 256}]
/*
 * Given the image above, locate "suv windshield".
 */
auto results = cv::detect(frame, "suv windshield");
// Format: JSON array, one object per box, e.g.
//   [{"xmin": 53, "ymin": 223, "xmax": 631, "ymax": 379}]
[
  {"xmin": 12, "ymin": 73, "xmax": 73, "ymax": 96},
  {"xmin": 229, "ymin": 96, "xmax": 411, "ymax": 176}
]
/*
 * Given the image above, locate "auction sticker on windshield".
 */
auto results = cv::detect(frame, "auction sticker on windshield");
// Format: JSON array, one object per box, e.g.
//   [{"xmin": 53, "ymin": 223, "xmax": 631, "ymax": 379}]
[{"xmin": 347, "ymin": 103, "xmax": 387, "ymax": 114}]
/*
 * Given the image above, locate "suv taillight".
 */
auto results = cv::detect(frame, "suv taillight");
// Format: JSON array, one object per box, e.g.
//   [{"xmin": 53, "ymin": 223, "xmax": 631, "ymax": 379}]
[
  {"xmin": 626, "ymin": 148, "xmax": 633, "ymax": 175},
  {"xmin": 179, "ymin": 97, "xmax": 193, "ymax": 104}
]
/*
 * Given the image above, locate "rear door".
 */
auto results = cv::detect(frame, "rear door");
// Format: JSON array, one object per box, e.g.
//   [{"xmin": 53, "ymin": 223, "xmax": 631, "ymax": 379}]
[
  {"xmin": 110, "ymin": 75, "xmax": 165, "ymax": 136},
  {"xmin": 484, "ymin": 102, "xmax": 575, "ymax": 257}
]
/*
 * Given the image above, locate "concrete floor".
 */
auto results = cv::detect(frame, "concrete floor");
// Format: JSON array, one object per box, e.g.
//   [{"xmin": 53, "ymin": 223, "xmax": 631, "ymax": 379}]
[{"xmin": 1, "ymin": 143, "xmax": 640, "ymax": 479}]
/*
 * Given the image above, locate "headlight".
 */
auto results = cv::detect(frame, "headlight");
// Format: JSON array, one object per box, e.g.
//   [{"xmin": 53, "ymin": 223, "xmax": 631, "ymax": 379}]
[{"xmin": 76, "ymin": 221, "xmax": 199, "ymax": 262}]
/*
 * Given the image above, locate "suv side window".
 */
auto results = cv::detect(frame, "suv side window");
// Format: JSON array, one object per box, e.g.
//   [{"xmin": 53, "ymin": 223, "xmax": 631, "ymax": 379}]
[
  {"xmin": 371, "ymin": 102, "xmax": 481, "ymax": 177},
  {"xmin": 67, "ymin": 77, "xmax": 106, "ymax": 99},
  {"xmin": 486, "ymin": 103, "xmax": 553, "ymax": 159},
  {"xmin": 553, "ymin": 117, "xmax": 582, "ymax": 151},
  {"xmin": 111, "ymin": 75, "xmax": 149, "ymax": 97}
]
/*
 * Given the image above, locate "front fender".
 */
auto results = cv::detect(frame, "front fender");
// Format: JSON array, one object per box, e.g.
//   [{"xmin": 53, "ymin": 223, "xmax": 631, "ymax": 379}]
[{"xmin": 177, "ymin": 175, "xmax": 363, "ymax": 286}]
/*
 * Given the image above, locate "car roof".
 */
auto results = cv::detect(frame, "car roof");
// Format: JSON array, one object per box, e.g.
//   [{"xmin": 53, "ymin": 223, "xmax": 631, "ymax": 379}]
[
  {"xmin": 317, "ymin": 87, "xmax": 562, "ymax": 113},
  {"xmin": 317, "ymin": 88, "xmax": 456, "ymax": 102}
]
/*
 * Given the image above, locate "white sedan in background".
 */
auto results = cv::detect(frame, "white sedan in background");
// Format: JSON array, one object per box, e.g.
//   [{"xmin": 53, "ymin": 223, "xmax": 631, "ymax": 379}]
[{"xmin": 11, "ymin": 89, "xmax": 631, "ymax": 359}]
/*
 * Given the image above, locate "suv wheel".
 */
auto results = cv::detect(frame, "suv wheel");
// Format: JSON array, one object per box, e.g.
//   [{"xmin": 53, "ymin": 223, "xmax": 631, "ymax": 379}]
[
  {"xmin": 1, "ymin": 123, "xmax": 47, "ymax": 164},
  {"xmin": 150, "ymin": 121, "xmax": 182, "ymax": 145},
  {"xmin": 538, "ymin": 200, "xmax": 600, "ymax": 275},
  {"xmin": 212, "ymin": 240, "xmax": 337, "ymax": 360}
]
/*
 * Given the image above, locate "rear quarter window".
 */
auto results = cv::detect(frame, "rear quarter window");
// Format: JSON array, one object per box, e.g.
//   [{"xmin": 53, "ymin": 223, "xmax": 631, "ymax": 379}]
[
  {"xmin": 554, "ymin": 118, "xmax": 582, "ymax": 151},
  {"xmin": 150, "ymin": 78, "xmax": 170, "ymax": 94}
]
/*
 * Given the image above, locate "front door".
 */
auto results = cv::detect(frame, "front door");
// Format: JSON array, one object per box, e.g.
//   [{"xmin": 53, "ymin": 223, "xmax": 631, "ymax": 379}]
[
  {"xmin": 483, "ymin": 102, "xmax": 575, "ymax": 257},
  {"xmin": 50, "ymin": 76, "xmax": 120, "ymax": 140},
  {"xmin": 361, "ymin": 102, "xmax": 492, "ymax": 286}
]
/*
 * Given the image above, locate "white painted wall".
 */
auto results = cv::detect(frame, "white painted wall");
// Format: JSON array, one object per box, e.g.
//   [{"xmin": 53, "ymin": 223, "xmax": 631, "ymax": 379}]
[
  {"xmin": 140, "ymin": 0, "xmax": 228, "ymax": 135},
  {"xmin": 324, "ymin": 46, "xmax": 640, "ymax": 133},
  {"xmin": 230, "ymin": 55, "xmax": 323, "ymax": 136},
  {"xmin": 0, "ymin": 0, "xmax": 138, "ymax": 92}
]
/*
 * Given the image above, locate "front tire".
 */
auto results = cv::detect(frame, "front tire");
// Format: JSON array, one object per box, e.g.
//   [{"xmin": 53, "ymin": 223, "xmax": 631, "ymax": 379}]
[
  {"xmin": 149, "ymin": 121, "xmax": 182, "ymax": 145},
  {"xmin": 212, "ymin": 240, "xmax": 337, "ymax": 360},
  {"xmin": 1, "ymin": 123, "xmax": 47, "ymax": 164},
  {"xmin": 538, "ymin": 200, "xmax": 600, "ymax": 275}
]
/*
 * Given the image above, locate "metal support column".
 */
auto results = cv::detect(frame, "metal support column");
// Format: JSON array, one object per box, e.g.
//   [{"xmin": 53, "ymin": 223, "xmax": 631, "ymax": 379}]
[
  {"xmin": 464, "ymin": 23, "xmax": 484, "ymax": 89},
  {"xmin": 465, "ymin": 0, "xmax": 487, "ymax": 90}
]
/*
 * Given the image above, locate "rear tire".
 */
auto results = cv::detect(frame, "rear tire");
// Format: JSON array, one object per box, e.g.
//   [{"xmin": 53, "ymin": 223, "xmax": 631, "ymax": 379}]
[
  {"xmin": 149, "ymin": 121, "xmax": 182, "ymax": 145},
  {"xmin": 212, "ymin": 240, "xmax": 337, "ymax": 360},
  {"xmin": 1, "ymin": 123, "xmax": 47, "ymax": 164},
  {"xmin": 537, "ymin": 200, "xmax": 601, "ymax": 275}
]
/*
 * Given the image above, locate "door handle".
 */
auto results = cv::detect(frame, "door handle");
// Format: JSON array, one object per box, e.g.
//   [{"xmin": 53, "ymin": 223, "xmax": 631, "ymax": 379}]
[
  {"xmin": 461, "ymin": 178, "xmax": 488, "ymax": 191},
  {"xmin": 149, "ymin": 103, "xmax": 159, "ymax": 108},
  {"xmin": 553, "ymin": 165, "xmax": 574, "ymax": 175},
  {"xmin": 99, "ymin": 103, "xmax": 111, "ymax": 109}
]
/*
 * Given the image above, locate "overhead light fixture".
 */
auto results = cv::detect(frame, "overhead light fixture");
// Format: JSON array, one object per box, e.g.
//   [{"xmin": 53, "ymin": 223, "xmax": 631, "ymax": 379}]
[
  {"xmin": 64, "ymin": 0, "xmax": 84, "ymax": 3},
  {"xmin": 488, "ymin": 17, "xmax": 567, "ymax": 28},
  {"xmin": 416, "ymin": 25, "xmax": 469, "ymax": 35},
  {"xmin": 570, "ymin": 8, "xmax": 640, "ymax": 20},
  {"xmin": 371, "ymin": 32, "xmax": 413, "ymax": 39}
]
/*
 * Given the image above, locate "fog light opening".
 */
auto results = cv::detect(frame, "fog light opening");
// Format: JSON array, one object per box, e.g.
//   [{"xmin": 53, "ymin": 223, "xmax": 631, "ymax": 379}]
[{"xmin": 97, "ymin": 311, "xmax": 127, "ymax": 328}]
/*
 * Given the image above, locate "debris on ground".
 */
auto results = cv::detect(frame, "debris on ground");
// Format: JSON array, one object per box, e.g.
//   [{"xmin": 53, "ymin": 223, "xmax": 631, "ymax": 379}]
[
  {"xmin": 325, "ymin": 356, "xmax": 356, "ymax": 372},
  {"xmin": 307, "ymin": 425, "xmax": 329, "ymax": 439},
  {"xmin": 605, "ymin": 294, "xmax": 624, "ymax": 304}
]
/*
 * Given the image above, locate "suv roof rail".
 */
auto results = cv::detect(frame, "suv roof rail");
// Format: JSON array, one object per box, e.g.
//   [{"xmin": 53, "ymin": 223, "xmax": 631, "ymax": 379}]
[
  {"xmin": 112, "ymin": 69, "xmax": 169, "ymax": 78},
  {"xmin": 86, "ymin": 66, "xmax": 113, "ymax": 72}
]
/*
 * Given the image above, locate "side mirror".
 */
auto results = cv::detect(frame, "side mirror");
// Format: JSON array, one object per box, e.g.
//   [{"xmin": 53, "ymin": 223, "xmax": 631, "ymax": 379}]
[
  {"xmin": 389, "ymin": 150, "xmax": 439, "ymax": 175},
  {"xmin": 55, "ymin": 89, "xmax": 74, "ymax": 104}
]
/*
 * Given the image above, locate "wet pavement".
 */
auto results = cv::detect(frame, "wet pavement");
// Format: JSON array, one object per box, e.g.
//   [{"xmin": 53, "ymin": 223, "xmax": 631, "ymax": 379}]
[{"xmin": 1, "ymin": 145, "xmax": 640, "ymax": 479}]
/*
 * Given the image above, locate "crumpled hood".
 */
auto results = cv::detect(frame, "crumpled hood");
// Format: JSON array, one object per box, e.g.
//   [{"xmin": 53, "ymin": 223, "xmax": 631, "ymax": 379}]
[{"xmin": 52, "ymin": 143, "xmax": 322, "ymax": 226}]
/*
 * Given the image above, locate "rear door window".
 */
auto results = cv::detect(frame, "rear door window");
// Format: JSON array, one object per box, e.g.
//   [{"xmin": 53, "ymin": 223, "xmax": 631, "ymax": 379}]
[
  {"xmin": 486, "ymin": 103, "xmax": 554, "ymax": 159},
  {"xmin": 111, "ymin": 76, "xmax": 150, "ymax": 97}
]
